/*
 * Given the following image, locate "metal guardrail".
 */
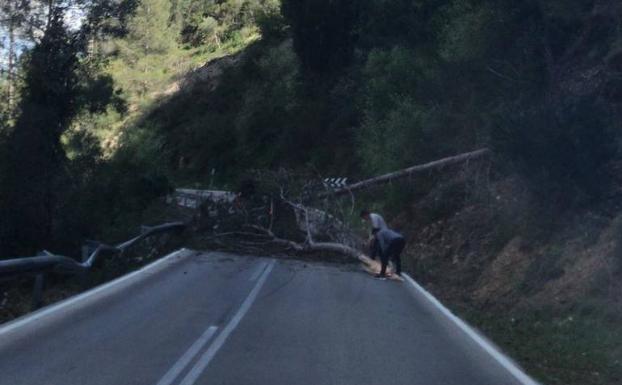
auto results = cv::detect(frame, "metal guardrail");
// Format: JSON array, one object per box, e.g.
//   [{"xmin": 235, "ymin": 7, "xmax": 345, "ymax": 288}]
[
  {"xmin": 167, "ymin": 189, "xmax": 237, "ymax": 209},
  {"xmin": 0, "ymin": 222, "xmax": 186, "ymax": 278},
  {"xmin": 0, "ymin": 222, "xmax": 186, "ymax": 309}
]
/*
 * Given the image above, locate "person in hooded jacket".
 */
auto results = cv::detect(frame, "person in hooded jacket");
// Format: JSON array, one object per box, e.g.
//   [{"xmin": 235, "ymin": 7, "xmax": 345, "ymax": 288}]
[{"xmin": 360, "ymin": 209, "xmax": 388, "ymax": 260}]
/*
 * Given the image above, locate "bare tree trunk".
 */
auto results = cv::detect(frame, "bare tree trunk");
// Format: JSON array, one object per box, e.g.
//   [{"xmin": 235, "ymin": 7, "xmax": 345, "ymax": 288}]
[
  {"xmin": 46, "ymin": 0, "xmax": 54, "ymax": 29},
  {"xmin": 319, "ymin": 148, "xmax": 491, "ymax": 198},
  {"xmin": 7, "ymin": 16, "xmax": 15, "ymax": 112}
]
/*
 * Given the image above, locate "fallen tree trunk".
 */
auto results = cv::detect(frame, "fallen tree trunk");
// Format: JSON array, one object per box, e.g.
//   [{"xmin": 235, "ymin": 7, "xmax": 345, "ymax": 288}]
[{"xmin": 318, "ymin": 148, "xmax": 490, "ymax": 198}]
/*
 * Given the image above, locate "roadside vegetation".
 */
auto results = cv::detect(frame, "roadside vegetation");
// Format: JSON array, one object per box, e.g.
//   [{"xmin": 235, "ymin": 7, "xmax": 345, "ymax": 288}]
[
  {"xmin": 468, "ymin": 309, "xmax": 622, "ymax": 385},
  {"xmin": 1, "ymin": 1, "xmax": 622, "ymax": 384}
]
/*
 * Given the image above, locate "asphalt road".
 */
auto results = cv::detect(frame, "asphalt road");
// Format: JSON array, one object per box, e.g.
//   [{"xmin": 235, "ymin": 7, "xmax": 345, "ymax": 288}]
[{"xmin": 0, "ymin": 249, "xmax": 536, "ymax": 385}]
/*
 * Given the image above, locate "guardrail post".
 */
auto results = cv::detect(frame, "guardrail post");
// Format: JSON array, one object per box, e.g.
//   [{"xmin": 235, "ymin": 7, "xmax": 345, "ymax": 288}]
[
  {"xmin": 80, "ymin": 243, "xmax": 93, "ymax": 289},
  {"xmin": 81, "ymin": 244, "xmax": 90, "ymax": 263},
  {"xmin": 31, "ymin": 273, "xmax": 46, "ymax": 310}
]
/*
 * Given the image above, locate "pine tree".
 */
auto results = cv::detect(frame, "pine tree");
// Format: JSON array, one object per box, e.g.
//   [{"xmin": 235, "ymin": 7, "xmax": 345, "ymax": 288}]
[
  {"xmin": 281, "ymin": 0, "xmax": 358, "ymax": 74},
  {"xmin": 0, "ymin": 8, "xmax": 80, "ymax": 255},
  {"xmin": 117, "ymin": 0, "xmax": 177, "ymax": 59},
  {"xmin": 111, "ymin": 0, "xmax": 179, "ymax": 99},
  {"xmin": 0, "ymin": 1, "xmax": 121, "ymax": 256},
  {"xmin": 0, "ymin": 0, "xmax": 33, "ymax": 113}
]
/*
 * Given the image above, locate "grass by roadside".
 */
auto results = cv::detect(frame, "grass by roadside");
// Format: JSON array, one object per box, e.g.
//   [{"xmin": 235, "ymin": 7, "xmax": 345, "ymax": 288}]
[{"xmin": 454, "ymin": 304, "xmax": 622, "ymax": 385}]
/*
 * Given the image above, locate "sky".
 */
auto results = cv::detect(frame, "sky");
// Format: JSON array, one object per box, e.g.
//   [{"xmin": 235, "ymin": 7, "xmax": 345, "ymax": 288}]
[{"xmin": 0, "ymin": 5, "xmax": 85, "ymax": 70}]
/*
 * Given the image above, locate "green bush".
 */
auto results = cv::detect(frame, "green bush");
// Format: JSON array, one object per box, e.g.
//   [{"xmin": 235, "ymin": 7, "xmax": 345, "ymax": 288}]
[{"xmin": 493, "ymin": 98, "xmax": 617, "ymax": 203}]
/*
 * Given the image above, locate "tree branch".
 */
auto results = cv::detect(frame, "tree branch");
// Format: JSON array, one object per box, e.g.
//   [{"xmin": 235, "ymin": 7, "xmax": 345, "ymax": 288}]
[{"xmin": 245, "ymin": 224, "xmax": 362, "ymax": 259}]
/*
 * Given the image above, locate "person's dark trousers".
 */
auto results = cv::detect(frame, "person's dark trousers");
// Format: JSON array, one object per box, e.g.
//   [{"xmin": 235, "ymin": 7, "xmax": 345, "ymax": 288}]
[
  {"xmin": 379, "ymin": 237, "xmax": 406, "ymax": 276},
  {"xmin": 370, "ymin": 237, "xmax": 381, "ymax": 260},
  {"xmin": 369, "ymin": 229, "xmax": 380, "ymax": 260}
]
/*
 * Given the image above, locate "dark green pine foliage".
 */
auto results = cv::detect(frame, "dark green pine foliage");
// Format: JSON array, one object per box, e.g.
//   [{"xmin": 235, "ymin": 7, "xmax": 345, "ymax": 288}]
[
  {"xmin": 0, "ymin": 7, "xmax": 120, "ymax": 256},
  {"xmin": 0, "ymin": 10, "xmax": 80, "ymax": 256},
  {"xmin": 281, "ymin": 0, "xmax": 358, "ymax": 74}
]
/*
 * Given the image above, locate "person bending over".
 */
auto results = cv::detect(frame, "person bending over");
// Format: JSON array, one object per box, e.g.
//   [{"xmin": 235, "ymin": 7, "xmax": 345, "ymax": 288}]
[
  {"xmin": 360, "ymin": 210, "xmax": 388, "ymax": 260},
  {"xmin": 375, "ymin": 228, "xmax": 406, "ymax": 279}
]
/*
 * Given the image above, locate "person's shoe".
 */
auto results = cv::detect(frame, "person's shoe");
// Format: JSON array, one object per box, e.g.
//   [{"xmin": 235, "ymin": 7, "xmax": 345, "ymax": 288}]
[{"xmin": 374, "ymin": 274, "xmax": 387, "ymax": 280}]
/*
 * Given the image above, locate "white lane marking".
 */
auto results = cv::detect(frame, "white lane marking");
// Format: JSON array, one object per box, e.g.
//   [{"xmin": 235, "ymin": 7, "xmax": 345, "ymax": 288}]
[
  {"xmin": 402, "ymin": 273, "xmax": 540, "ymax": 385},
  {"xmin": 179, "ymin": 259, "xmax": 276, "ymax": 385},
  {"xmin": 155, "ymin": 326, "xmax": 218, "ymax": 385},
  {"xmin": 0, "ymin": 249, "xmax": 189, "ymax": 337},
  {"xmin": 249, "ymin": 261, "xmax": 268, "ymax": 282}
]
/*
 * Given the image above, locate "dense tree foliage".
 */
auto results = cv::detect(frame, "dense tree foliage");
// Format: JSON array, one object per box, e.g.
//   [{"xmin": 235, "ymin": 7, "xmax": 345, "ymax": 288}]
[
  {"xmin": 172, "ymin": 0, "xmax": 278, "ymax": 47},
  {"xmin": 2, "ymin": 0, "xmax": 622, "ymax": 257},
  {"xmin": 97, "ymin": 0, "xmax": 620, "ymax": 208},
  {"xmin": 281, "ymin": 0, "xmax": 357, "ymax": 74},
  {"xmin": 1, "ymin": 9, "xmax": 82, "ymax": 254},
  {"xmin": 1, "ymin": 3, "xmax": 622, "ymax": 384},
  {"xmin": 0, "ymin": 1, "xmax": 132, "ymax": 256},
  {"xmin": 0, "ymin": 0, "xmax": 31, "ymax": 112},
  {"xmin": 0, "ymin": 0, "xmax": 285, "ymax": 256},
  {"xmin": 276, "ymin": 0, "xmax": 622, "ymax": 199}
]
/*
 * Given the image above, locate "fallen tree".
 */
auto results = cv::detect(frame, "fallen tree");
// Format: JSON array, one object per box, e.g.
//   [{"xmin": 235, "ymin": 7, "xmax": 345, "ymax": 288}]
[
  {"xmin": 245, "ymin": 224, "xmax": 362, "ymax": 259},
  {"xmin": 196, "ymin": 149, "xmax": 491, "ymax": 263},
  {"xmin": 318, "ymin": 148, "xmax": 490, "ymax": 198},
  {"xmin": 194, "ymin": 181, "xmax": 364, "ymax": 260}
]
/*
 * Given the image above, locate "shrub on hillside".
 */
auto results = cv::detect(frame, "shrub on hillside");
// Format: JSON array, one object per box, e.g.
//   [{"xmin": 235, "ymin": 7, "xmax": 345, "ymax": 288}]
[{"xmin": 493, "ymin": 98, "xmax": 617, "ymax": 204}]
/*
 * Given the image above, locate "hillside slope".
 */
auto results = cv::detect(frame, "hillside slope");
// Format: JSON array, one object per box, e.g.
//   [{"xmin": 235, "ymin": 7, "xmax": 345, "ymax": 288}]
[{"xmin": 394, "ymin": 172, "xmax": 622, "ymax": 385}]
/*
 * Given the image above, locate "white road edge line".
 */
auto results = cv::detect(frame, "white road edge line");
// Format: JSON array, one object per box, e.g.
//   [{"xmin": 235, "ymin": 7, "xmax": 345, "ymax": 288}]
[
  {"xmin": 249, "ymin": 261, "xmax": 268, "ymax": 282},
  {"xmin": 179, "ymin": 259, "xmax": 276, "ymax": 385},
  {"xmin": 155, "ymin": 326, "xmax": 219, "ymax": 385},
  {"xmin": 402, "ymin": 273, "xmax": 541, "ymax": 385},
  {"xmin": 0, "ymin": 248, "xmax": 189, "ymax": 337}
]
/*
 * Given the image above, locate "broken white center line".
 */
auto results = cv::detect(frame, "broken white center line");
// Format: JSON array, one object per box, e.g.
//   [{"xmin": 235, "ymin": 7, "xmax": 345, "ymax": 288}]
[{"xmin": 179, "ymin": 259, "xmax": 275, "ymax": 385}]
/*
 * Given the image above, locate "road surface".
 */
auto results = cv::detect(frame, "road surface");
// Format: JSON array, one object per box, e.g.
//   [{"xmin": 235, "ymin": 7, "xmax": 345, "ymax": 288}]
[{"xmin": 0, "ymin": 250, "xmax": 536, "ymax": 385}]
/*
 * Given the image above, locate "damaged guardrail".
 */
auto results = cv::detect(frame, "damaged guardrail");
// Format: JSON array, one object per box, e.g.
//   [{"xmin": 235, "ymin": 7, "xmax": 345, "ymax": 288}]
[{"xmin": 0, "ymin": 222, "xmax": 186, "ymax": 309}]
